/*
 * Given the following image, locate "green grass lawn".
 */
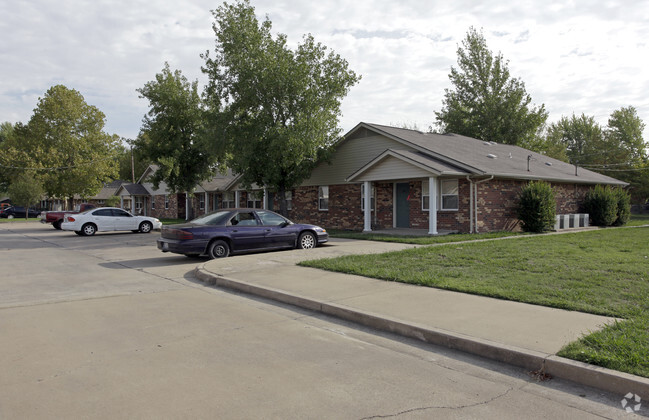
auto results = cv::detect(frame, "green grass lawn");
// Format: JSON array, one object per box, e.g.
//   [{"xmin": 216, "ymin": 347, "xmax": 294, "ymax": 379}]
[
  {"xmin": 0, "ymin": 217, "xmax": 41, "ymax": 223},
  {"xmin": 328, "ymin": 229, "xmax": 522, "ymax": 244},
  {"xmin": 302, "ymin": 226, "xmax": 649, "ymax": 377},
  {"xmin": 628, "ymin": 213, "xmax": 649, "ymax": 226},
  {"xmin": 160, "ymin": 218, "xmax": 186, "ymax": 225}
]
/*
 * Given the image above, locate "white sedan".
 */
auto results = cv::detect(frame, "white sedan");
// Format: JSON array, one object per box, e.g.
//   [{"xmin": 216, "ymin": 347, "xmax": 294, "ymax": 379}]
[{"xmin": 61, "ymin": 207, "xmax": 162, "ymax": 236}]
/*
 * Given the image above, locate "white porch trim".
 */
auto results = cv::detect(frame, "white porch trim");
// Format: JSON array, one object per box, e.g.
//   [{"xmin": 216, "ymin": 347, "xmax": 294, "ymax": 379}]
[
  {"xmin": 363, "ymin": 181, "xmax": 372, "ymax": 232},
  {"xmin": 428, "ymin": 176, "xmax": 438, "ymax": 235}
]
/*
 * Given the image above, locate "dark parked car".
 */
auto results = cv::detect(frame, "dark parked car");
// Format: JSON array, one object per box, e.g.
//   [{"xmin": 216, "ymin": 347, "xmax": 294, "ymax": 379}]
[
  {"xmin": 157, "ymin": 208, "xmax": 328, "ymax": 258},
  {"xmin": 0, "ymin": 206, "xmax": 42, "ymax": 219}
]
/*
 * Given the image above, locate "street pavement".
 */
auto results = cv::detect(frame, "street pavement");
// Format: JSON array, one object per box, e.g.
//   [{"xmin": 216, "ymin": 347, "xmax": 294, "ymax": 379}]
[
  {"xmin": 196, "ymin": 235, "xmax": 649, "ymax": 401},
  {"xmin": 1, "ymin": 222, "xmax": 646, "ymax": 419}
]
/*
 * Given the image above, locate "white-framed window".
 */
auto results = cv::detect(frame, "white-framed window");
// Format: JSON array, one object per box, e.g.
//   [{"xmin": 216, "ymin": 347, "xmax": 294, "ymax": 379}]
[
  {"xmin": 285, "ymin": 190, "xmax": 293, "ymax": 211},
  {"xmin": 360, "ymin": 184, "xmax": 375, "ymax": 211},
  {"xmin": 422, "ymin": 181, "xmax": 430, "ymax": 211},
  {"xmin": 222, "ymin": 191, "xmax": 235, "ymax": 209},
  {"xmin": 164, "ymin": 195, "xmax": 169, "ymax": 210},
  {"xmin": 440, "ymin": 179, "xmax": 459, "ymax": 210},
  {"xmin": 247, "ymin": 191, "xmax": 262, "ymax": 208},
  {"xmin": 422, "ymin": 179, "xmax": 459, "ymax": 211},
  {"xmin": 135, "ymin": 196, "xmax": 143, "ymax": 211},
  {"xmin": 199, "ymin": 194, "xmax": 205, "ymax": 210},
  {"xmin": 318, "ymin": 186, "xmax": 329, "ymax": 211}
]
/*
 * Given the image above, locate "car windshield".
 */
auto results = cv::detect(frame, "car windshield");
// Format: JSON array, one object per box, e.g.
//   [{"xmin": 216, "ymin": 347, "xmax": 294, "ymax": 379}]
[{"xmin": 190, "ymin": 210, "xmax": 232, "ymax": 226}]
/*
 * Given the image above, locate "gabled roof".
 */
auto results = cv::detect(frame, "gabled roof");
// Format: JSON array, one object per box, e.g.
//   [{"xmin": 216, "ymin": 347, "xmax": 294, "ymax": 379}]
[
  {"xmin": 136, "ymin": 164, "xmax": 158, "ymax": 184},
  {"xmin": 197, "ymin": 168, "xmax": 240, "ymax": 192},
  {"xmin": 347, "ymin": 123, "xmax": 627, "ymax": 185},
  {"xmin": 347, "ymin": 149, "xmax": 469, "ymax": 181},
  {"xmin": 116, "ymin": 183, "xmax": 151, "ymax": 196},
  {"xmin": 93, "ymin": 180, "xmax": 126, "ymax": 200}
]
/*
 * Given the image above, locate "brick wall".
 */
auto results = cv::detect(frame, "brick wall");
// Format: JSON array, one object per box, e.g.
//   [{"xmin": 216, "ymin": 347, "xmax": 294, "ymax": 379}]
[
  {"xmin": 288, "ymin": 179, "xmax": 599, "ymax": 233},
  {"xmin": 475, "ymin": 179, "xmax": 595, "ymax": 232},
  {"xmin": 290, "ymin": 184, "xmax": 364, "ymax": 229},
  {"xmin": 149, "ymin": 194, "xmax": 181, "ymax": 219}
]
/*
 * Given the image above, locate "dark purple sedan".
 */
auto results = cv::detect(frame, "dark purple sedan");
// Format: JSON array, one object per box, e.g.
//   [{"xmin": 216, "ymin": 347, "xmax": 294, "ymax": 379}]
[{"xmin": 157, "ymin": 208, "xmax": 328, "ymax": 259}]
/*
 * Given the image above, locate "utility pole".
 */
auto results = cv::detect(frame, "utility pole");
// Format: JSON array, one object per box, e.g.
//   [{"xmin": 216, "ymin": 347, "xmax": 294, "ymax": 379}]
[{"xmin": 130, "ymin": 145, "xmax": 135, "ymax": 183}]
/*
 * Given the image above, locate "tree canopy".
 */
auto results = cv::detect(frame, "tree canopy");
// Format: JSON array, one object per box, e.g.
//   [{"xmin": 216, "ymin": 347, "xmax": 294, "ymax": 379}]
[
  {"xmin": 544, "ymin": 107, "xmax": 648, "ymax": 202},
  {"xmin": 435, "ymin": 27, "xmax": 547, "ymax": 146},
  {"xmin": 201, "ymin": 0, "xmax": 360, "ymax": 214},
  {"xmin": 7, "ymin": 173, "xmax": 43, "ymax": 218},
  {"xmin": 136, "ymin": 63, "xmax": 217, "ymax": 209},
  {"xmin": 0, "ymin": 85, "xmax": 120, "ymax": 202}
]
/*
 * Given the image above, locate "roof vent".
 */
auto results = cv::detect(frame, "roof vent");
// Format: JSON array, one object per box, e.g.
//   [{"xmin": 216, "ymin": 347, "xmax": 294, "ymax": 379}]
[
  {"xmin": 487, "ymin": 154, "xmax": 497, "ymax": 159},
  {"xmin": 545, "ymin": 162, "xmax": 553, "ymax": 166},
  {"xmin": 483, "ymin": 142, "xmax": 491, "ymax": 146}
]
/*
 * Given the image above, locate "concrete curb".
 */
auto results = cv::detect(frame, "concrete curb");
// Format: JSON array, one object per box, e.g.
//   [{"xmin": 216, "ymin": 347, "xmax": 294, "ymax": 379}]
[{"xmin": 195, "ymin": 264, "xmax": 649, "ymax": 400}]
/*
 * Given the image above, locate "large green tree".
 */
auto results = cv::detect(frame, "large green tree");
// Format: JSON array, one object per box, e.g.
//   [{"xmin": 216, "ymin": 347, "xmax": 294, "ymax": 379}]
[
  {"xmin": 116, "ymin": 139, "xmax": 151, "ymax": 183},
  {"xmin": 0, "ymin": 122, "xmax": 16, "ymax": 191},
  {"xmin": 0, "ymin": 121, "xmax": 14, "ymax": 145},
  {"xmin": 7, "ymin": 173, "xmax": 43, "ymax": 218},
  {"xmin": 598, "ymin": 107, "xmax": 648, "ymax": 202},
  {"xmin": 136, "ymin": 63, "xmax": 215, "ymax": 219},
  {"xmin": 201, "ymin": 0, "xmax": 360, "ymax": 215},
  {"xmin": 435, "ymin": 27, "xmax": 547, "ymax": 146},
  {"xmin": 0, "ymin": 85, "xmax": 120, "ymax": 204},
  {"xmin": 544, "ymin": 108, "xmax": 648, "ymax": 202},
  {"xmin": 545, "ymin": 113, "xmax": 604, "ymax": 165}
]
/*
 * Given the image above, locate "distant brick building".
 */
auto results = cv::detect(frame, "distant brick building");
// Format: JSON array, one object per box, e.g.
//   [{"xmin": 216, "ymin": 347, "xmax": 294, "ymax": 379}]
[
  {"xmin": 113, "ymin": 123, "xmax": 626, "ymax": 233},
  {"xmin": 289, "ymin": 123, "xmax": 626, "ymax": 233}
]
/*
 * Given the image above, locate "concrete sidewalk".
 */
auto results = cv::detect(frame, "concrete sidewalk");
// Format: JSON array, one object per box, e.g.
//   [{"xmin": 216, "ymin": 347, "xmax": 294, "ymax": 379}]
[{"xmin": 195, "ymin": 238, "xmax": 649, "ymax": 399}]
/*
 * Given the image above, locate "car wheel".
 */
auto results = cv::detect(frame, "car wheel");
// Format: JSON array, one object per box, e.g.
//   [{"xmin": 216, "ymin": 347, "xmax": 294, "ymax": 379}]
[
  {"xmin": 208, "ymin": 240, "xmax": 230, "ymax": 259},
  {"xmin": 81, "ymin": 223, "xmax": 97, "ymax": 236},
  {"xmin": 139, "ymin": 221, "xmax": 153, "ymax": 233},
  {"xmin": 297, "ymin": 231, "xmax": 317, "ymax": 249},
  {"xmin": 53, "ymin": 220, "xmax": 62, "ymax": 230}
]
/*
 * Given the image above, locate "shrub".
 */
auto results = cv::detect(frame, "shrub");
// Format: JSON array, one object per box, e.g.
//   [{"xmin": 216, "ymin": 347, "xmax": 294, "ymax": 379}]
[
  {"xmin": 517, "ymin": 181, "xmax": 556, "ymax": 233},
  {"xmin": 583, "ymin": 185, "xmax": 617, "ymax": 226},
  {"xmin": 613, "ymin": 188, "xmax": 631, "ymax": 226}
]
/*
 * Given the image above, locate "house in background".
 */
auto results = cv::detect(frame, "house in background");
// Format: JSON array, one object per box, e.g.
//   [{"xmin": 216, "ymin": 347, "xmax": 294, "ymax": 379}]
[
  {"xmin": 287, "ymin": 123, "xmax": 627, "ymax": 234},
  {"xmin": 87, "ymin": 180, "xmax": 125, "ymax": 207},
  {"xmin": 101, "ymin": 123, "xmax": 627, "ymax": 233}
]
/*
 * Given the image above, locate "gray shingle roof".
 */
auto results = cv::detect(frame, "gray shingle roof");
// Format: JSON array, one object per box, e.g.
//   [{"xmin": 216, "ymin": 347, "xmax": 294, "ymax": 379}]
[
  {"xmin": 121, "ymin": 183, "xmax": 151, "ymax": 196},
  {"xmin": 362, "ymin": 123, "xmax": 627, "ymax": 185}
]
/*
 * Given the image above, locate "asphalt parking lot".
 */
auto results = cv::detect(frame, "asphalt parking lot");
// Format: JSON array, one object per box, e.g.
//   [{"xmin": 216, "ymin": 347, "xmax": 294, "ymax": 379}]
[{"xmin": 0, "ymin": 223, "xmax": 633, "ymax": 419}]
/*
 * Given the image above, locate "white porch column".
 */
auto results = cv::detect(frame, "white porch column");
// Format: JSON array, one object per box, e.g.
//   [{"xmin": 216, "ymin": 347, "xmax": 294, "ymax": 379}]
[
  {"xmin": 428, "ymin": 176, "xmax": 438, "ymax": 235},
  {"xmin": 235, "ymin": 190, "xmax": 240, "ymax": 208},
  {"xmin": 120, "ymin": 196, "xmax": 124, "ymax": 209},
  {"xmin": 263, "ymin": 188, "xmax": 268, "ymax": 210},
  {"xmin": 363, "ymin": 181, "xmax": 372, "ymax": 232}
]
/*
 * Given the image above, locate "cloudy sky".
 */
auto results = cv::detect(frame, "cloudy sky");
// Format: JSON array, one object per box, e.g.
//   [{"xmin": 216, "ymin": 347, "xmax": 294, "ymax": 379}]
[{"xmin": 1, "ymin": 0, "xmax": 648, "ymax": 141}]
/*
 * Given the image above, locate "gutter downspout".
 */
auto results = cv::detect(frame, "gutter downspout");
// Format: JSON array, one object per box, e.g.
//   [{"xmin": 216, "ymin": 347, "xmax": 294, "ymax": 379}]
[
  {"xmin": 473, "ymin": 176, "xmax": 494, "ymax": 233},
  {"xmin": 466, "ymin": 176, "xmax": 474, "ymax": 234}
]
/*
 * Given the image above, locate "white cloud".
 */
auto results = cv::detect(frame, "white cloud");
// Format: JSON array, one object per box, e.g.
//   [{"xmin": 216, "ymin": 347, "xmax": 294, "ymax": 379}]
[{"xmin": 1, "ymin": 0, "xmax": 648, "ymax": 141}]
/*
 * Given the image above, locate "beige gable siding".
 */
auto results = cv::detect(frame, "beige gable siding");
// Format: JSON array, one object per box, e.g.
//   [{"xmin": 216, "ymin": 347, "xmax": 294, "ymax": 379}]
[
  {"xmin": 354, "ymin": 155, "xmax": 434, "ymax": 182},
  {"xmin": 302, "ymin": 134, "xmax": 412, "ymax": 186}
]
